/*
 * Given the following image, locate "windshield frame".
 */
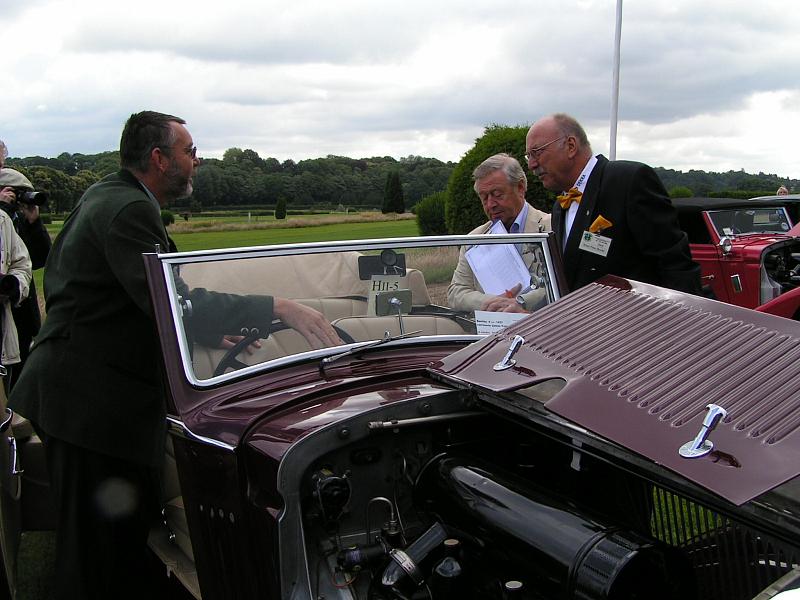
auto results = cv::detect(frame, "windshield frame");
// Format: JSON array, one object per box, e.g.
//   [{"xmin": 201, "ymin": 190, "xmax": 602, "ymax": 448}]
[
  {"xmin": 155, "ymin": 234, "xmax": 562, "ymax": 387},
  {"xmin": 706, "ymin": 206, "xmax": 792, "ymax": 237}
]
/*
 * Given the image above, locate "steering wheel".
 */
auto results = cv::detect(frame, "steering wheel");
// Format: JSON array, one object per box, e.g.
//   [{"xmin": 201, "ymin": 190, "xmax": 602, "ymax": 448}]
[{"xmin": 212, "ymin": 323, "xmax": 356, "ymax": 377}]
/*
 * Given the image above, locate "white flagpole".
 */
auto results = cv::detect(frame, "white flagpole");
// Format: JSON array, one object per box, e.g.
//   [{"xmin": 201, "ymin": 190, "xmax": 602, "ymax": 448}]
[{"xmin": 609, "ymin": 0, "xmax": 623, "ymax": 160}]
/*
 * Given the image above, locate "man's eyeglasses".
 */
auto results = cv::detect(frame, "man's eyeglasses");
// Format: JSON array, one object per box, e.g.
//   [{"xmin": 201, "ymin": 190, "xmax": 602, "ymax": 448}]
[
  {"xmin": 524, "ymin": 136, "xmax": 565, "ymax": 162},
  {"xmin": 159, "ymin": 145, "xmax": 197, "ymax": 159}
]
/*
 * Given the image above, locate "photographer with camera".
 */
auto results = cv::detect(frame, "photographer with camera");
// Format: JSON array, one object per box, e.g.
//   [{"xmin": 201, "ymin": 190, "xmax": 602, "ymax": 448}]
[
  {"xmin": 0, "ymin": 167, "xmax": 52, "ymax": 387},
  {"xmin": 0, "ymin": 159, "xmax": 32, "ymax": 387}
]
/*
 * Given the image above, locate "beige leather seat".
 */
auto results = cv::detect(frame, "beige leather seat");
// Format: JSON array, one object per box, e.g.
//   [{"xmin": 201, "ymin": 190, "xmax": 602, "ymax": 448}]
[
  {"xmin": 332, "ymin": 315, "xmax": 467, "ymax": 340},
  {"xmin": 190, "ymin": 297, "xmax": 368, "ymax": 379},
  {"xmin": 179, "ymin": 252, "xmax": 431, "ymax": 306},
  {"xmin": 184, "ymin": 252, "xmax": 432, "ymax": 379}
]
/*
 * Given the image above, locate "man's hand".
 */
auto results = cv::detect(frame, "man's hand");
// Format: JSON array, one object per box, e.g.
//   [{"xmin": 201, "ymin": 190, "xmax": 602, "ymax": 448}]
[
  {"xmin": 0, "ymin": 187, "xmax": 15, "ymax": 205},
  {"xmin": 481, "ymin": 296, "xmax": 527, "ymax": 313},
  {"xmin": 480, "ymin": 283, "xmax": 526, "ymax": 313},
  {"xmin": 273, "ymin": 298, "xmax": 343, "ymax": 349}
]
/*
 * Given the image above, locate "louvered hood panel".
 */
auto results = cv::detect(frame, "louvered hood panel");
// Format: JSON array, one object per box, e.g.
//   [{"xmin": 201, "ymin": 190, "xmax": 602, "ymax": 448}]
[{"xmin": 430, "ymin": 276, "xmax": 800, "ymax": 505}]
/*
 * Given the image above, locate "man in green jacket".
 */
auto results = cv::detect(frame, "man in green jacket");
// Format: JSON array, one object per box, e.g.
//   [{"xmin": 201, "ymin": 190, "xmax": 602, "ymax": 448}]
[{"xmin": 9, "ymin": 111, "xmax": 341, "ymax": 599}]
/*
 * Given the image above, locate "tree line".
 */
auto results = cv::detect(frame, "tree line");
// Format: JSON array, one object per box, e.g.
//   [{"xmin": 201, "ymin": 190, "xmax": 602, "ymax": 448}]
[
  {"xmin": 5, "ymin": 149, "xmax": 453, "ymax": 215},
  {"xmin": 431, "ymin": 124, "xmax": 800, "ymax": 234},
  {"xmin": 5, "ymin": 138, "xmax": 797, "ymax": 222}
]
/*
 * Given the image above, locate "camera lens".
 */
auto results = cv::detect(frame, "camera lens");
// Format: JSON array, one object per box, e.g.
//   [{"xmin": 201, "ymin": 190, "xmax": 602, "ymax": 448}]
[{"xmin": 19, "ymin": 190, "xmax": 48, "ymax": 206}]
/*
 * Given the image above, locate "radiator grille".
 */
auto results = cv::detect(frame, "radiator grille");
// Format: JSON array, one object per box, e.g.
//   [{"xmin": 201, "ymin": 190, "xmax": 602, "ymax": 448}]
[{"xmin": 647, "ymin": 485, "xmax": 799, "ymax": 599}]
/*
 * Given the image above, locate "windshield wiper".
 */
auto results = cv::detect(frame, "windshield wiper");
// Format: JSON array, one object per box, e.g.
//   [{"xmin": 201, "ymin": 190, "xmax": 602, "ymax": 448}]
[{"xmin": 319, "ymin": 330, "xmax": 422, "ymax": 374}]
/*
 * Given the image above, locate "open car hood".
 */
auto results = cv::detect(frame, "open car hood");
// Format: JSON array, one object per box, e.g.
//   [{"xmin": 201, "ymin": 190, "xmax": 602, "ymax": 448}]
[{"xmin": 429, "ymin": 276, "xmax": 800, "ymax": 505}]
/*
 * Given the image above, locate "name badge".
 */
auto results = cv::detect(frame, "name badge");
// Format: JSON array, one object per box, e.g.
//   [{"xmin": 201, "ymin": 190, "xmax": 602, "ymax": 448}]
[{"xmin": 578, "ymin": 231, "xmax": 611, "ymax": 257}]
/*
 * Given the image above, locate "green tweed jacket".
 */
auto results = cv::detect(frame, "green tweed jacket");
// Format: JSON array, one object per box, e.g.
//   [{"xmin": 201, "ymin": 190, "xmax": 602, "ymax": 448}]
[{"xmin": 10, "ymin": 170, "xmax": 273, "ymax": 466}]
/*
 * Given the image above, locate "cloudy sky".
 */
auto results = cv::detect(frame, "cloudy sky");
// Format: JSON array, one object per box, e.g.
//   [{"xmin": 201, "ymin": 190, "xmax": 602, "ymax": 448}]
[{"xmin": 3, "ymin": 0, "xmax": 800, "ymax": 178}]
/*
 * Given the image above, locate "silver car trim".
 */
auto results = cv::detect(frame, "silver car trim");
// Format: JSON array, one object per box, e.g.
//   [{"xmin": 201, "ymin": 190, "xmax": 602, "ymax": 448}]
[{"xmin": 166, "ymin": 415, "xmax": 236, "ymax": 451}]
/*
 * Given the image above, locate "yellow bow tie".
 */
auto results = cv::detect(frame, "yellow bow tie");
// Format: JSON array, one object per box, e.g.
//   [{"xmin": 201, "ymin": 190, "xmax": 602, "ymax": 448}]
[{"xmin": 557, "ymin": 187, "xmax": 582, "ymax": 209}]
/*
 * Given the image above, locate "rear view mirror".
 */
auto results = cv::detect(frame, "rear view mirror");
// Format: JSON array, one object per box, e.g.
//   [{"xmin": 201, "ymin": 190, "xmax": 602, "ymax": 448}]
[{"xmin": 358, "ymin": 250, "xmax": 407, "ymax": 279}]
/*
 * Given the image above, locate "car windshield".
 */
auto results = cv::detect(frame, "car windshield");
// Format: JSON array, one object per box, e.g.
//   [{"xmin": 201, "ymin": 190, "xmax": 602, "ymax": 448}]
[
  {"xmin": 707, "ymin": 207, "xmax": 792, "ymax": 237},
  {"xmin": 158, "ymin": 234, "xmax": 559, "ymax": 384}
]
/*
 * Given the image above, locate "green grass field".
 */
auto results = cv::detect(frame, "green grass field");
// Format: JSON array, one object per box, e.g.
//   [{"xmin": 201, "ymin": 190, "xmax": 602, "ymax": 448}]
[
  {"xmin": 169, "ymin": 219, "xmax": 418, "ymax": 251},
  {"xmin": 35, "ymin": 217, "xmax": 419, "ymax": 302}
]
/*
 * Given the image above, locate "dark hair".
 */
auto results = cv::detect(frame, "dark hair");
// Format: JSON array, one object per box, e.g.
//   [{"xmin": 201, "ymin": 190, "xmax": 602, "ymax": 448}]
[{"xmin": 120, "ymin": 111, "xmax": 186, "ymax": 172}]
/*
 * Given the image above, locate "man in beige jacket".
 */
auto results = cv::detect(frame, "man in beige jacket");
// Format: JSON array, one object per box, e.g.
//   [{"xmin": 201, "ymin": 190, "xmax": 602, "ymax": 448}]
[{"xmin": 448, "ymin": 153, "xmax": 551, "ymax": 313}]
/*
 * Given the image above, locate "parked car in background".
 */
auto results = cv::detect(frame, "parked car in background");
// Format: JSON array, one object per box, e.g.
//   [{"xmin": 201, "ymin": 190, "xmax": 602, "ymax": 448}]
[
  {"xmin": 4, "ymin": 234, "xmax": 800, "ymax": 600},
  {"xmin": 673, "ymin": 197, "xmax": 800, "ymax": 316},
  {"xmin": 748, "ymin": 193, "xmax": 800, "ymax": 224}
]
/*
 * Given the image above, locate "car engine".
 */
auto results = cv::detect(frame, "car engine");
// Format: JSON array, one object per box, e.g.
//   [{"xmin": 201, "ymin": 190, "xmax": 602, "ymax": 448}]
[
  {"xmin": 763, "ymin": 242, "xmax": 800, "ymax": 296},
  {"xmin": 291, "ymin": 394, "xmax": 709, "ymax": 600}
]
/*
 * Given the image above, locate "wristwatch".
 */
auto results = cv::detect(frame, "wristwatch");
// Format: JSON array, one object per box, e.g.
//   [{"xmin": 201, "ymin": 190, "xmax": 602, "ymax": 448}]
[{"xmin": 516, "ymin": 295, "xmax": 527, "ymax": 310}]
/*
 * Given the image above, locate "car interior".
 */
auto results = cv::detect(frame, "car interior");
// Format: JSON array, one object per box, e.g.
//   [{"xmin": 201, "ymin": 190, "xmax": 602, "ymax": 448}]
[{"xmin": 178, "ymin": 250, "xmax": 477, "ymax": 382}]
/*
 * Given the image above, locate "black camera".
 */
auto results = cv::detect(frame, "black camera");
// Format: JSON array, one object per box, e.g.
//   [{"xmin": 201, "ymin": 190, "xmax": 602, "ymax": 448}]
[{"xmin": 14, "ymin": 189, "xmax": 48, "ymax": 206}]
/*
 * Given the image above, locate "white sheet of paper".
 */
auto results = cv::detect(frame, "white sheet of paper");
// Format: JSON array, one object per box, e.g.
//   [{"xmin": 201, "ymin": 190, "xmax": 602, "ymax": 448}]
[
  {"xmin": 474, "ymin": 310, "xmax": 528, "ymax": 335},
  {"xmin": 488, "ymin": 220, "xmax": 507, "ymax": 235},
  {"xmin": 465, "ymin": 242, "xmax": 531, "ymax": 296}
]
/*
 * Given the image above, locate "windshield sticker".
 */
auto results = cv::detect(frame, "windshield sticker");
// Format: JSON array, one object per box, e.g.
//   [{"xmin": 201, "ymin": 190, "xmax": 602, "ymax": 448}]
[
  {"xmin": 367, "ymin": 275, "xmax": 404, "ymax": 315},
  {"xmin": 475, "ymin": 310, "xmax": 528, "ymax": 335}
]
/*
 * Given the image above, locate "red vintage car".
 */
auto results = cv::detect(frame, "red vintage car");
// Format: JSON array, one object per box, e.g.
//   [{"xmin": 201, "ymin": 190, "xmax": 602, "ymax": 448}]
[
  {"xmin": 3, "ymin": 233, "xmax": 800, "ymax": 600},
  {"xmin": 673, "ymin": 197, "xmax": 800, "ymax": 316}
]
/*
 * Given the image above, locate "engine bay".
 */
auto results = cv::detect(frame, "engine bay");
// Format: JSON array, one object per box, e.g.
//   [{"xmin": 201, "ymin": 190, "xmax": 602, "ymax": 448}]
[
  {"xmin": 290, "ymin": 395, "xmax": 699, "ymax": 600},
  {"xmin": 763, "ymin": 241, "xmax": 800, "ymax": 296}
]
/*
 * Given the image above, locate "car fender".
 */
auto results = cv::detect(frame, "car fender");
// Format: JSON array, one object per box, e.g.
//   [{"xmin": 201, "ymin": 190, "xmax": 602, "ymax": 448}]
[{"xmin": 756, "ymin": 284, "xmax": 800, "ymax": 319}]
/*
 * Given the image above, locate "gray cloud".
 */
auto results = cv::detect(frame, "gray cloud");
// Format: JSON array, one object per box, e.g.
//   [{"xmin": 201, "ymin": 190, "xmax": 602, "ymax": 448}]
[{"xmin": 3, "ymin": 0, "xmax": 800, "ymax": 178}]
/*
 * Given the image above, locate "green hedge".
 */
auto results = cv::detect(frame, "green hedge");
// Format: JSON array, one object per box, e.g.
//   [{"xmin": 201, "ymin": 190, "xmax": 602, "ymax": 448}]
[
  {"xmin": 445, "ymin": 124, "xmax": 551, "ymax": 234},
  {"xmin": 415, "ymin": 191, "xmax": 447, "ymax": 236}
]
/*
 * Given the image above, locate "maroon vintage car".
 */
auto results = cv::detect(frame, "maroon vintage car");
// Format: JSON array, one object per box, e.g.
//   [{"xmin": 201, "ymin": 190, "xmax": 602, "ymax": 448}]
[
  {"xmin": 3, "ymin": 233, "xmax": 800, "ymax": 600},
  {"xmin": 673, "ymin": 197, "xmax": 800, "ymax": 315}
]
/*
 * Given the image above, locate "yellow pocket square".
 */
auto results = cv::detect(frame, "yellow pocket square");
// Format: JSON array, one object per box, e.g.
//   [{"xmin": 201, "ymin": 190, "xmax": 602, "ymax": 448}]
[{"xmin": 589, "ymin": 215, "xmax": 613, "ymax": 234}]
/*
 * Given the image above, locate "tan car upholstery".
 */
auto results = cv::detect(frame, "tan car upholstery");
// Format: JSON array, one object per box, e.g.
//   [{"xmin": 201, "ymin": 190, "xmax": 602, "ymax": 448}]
[
  {"xmin": 332, "ymin": 315, "xmax": 468, "ymax": 340},
  {"xmin": 184, "ymin": 252, "xmax": 432, "ymax": 379},
  {"xmin": 179, "ymin": 251, "xmax": 431, "ymax": 305}
]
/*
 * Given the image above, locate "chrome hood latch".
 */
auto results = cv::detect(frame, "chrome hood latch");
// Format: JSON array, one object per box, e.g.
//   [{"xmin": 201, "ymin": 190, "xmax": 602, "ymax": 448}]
[
  {"xmin": 493, "ymin": 335, "xmax": 525, "ymax": 372},
  {"xmin": 679, "ymin": 403, "xmax": 727, "ymax": 459}
]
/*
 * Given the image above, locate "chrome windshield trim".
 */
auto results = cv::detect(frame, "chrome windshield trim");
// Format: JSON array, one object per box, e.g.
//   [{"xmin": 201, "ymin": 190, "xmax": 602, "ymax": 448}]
[
  {"xmin": 154, "ymin": 234, "xmax": 553, "ymax": 263},
  {"xmin": 155, "ymin": 234, "xmax": 561, "ymax": 387},
  {"xmin": 189, "ymin": 334, "xmax": 482, "ymax": 387},
  {"xmin": 166, "ymin": 415, "xmax": 236, "ymax": 452}
]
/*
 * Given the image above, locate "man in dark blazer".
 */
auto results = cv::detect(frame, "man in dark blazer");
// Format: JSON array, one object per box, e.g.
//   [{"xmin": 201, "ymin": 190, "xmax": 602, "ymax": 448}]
[
  {"xmin": 9, "ymin": 111, "xmax": 341, "ymax": 599},
  {"xmin": 525, "ymin": 113, "xmax": 700, "ymax": 294}
]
